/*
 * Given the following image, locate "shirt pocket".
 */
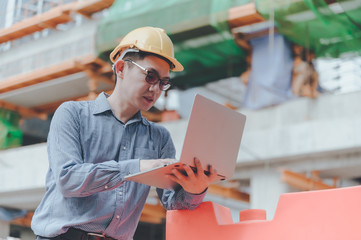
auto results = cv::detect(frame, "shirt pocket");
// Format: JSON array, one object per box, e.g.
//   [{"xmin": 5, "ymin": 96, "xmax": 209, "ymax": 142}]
[{"xmin": 133, "ymin": 147, "xmax": 159, "ymax": 159}]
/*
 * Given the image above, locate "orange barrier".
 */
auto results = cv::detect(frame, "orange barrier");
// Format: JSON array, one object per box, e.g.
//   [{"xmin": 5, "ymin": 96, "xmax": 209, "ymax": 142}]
[{"xmin": 166, "ymin": 186, "xmax": 361, "ymax": 240}]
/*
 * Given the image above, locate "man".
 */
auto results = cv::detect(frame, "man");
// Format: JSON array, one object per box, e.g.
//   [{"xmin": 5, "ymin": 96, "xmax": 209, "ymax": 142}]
[{"xmin": 31, "ymin": 27, "xmax": 217, "ymax": 240}]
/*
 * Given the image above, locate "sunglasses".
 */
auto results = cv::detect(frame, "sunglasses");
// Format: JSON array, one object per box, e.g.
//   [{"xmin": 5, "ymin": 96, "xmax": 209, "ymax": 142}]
[{"xmin": 124, "ymin": 59, "xmax": 172, "ymax": 91}]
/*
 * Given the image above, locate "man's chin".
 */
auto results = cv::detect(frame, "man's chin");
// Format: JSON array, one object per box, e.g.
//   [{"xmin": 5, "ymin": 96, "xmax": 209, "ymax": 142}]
[{"xmin": 140, "ymin": 105, "xmax": 153, "ymax": 112}]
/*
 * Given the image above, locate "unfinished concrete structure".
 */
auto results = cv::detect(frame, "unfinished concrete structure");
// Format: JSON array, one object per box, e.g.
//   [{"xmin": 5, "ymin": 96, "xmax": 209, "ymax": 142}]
[{"xmin": 0, "ymin": 0, "xmax": 360, "ymax": 239}]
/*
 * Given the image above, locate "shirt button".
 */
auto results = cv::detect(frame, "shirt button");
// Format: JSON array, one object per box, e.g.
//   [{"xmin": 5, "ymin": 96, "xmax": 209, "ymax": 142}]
[
  {"xmin": 105, "ymin": 185, "xmax": 108, "ymax": 189},
  {"xmin": 122, "ymin": 146, "xmax": 126, "ymax": 150},
  {"xmin": 116, "ymin": 215, "xmax": 120, "ymax": 219},
  {"xmin": 119, "ymin": 192, "xmax": 122, "ymax": 196}
]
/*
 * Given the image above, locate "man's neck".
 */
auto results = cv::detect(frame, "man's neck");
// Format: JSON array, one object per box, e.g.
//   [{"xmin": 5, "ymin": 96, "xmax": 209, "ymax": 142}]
[{"xmin": 107, "ymin": 93, "xmax": 138, "ymax": 124}]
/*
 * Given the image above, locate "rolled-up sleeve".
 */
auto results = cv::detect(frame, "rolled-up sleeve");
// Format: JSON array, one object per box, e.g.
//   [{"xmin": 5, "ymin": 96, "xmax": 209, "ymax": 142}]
[{"xmin": 157, "ymin": 187, "xmax": 206, "ymax": 210}]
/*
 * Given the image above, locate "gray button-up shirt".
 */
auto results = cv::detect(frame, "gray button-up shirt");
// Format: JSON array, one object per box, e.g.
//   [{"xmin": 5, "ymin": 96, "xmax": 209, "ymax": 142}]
[{"xmin": 31, "ymin": 92, "xmax": 205, "ymax": 240}]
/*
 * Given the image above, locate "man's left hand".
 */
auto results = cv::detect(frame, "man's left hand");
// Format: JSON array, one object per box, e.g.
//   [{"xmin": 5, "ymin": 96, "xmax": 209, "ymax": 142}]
[{"xmin": 166, "ymin": 157, "xmax": 218, "ymax": 194}]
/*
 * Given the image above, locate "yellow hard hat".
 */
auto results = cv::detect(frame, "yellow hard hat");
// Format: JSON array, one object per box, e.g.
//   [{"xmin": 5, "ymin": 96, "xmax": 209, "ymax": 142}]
[{"xmin": 110, "ymin": 27, "xmax": 183, "ymax": 72}]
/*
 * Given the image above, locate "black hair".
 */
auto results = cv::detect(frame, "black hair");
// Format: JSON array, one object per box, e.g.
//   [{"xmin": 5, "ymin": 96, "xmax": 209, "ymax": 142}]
[{"xmin": 113, "ymin": 51, "xmax": 173, "ymax": 86}]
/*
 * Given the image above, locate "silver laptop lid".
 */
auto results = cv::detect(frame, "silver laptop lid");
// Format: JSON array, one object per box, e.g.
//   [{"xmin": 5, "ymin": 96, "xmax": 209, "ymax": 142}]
[{"xmin": 178, "ymin": 94, "xmax": 246, "ymax": 179}]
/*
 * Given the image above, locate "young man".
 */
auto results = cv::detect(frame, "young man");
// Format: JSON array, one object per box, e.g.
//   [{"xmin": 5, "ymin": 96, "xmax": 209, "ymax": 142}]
[{"xmin": 31, "ymin": 27, "xmax": 217, "ymax": 240}]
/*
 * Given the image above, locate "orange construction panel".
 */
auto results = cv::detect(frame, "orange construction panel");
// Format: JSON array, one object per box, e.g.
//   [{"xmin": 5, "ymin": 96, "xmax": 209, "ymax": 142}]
[{"xmin": 166, "ymin": 186, "xmax": 361, "ymax": 240}]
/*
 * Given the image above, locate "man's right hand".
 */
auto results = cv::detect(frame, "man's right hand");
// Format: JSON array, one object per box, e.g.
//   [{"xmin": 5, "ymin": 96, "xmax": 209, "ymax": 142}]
[{"xmin": 139, "ymin": 159, "xmax": 177, "ymax": 172}]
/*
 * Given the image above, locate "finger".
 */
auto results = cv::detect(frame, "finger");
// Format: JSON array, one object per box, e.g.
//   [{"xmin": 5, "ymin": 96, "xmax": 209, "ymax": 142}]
[
  {"xmin": 208, "ymin": 164, "xmax": 215, "ymax": 174},
  {"xmin": 171, "ymin": 168, "xmax": 187, "ymax": 182},
  {"xmin": 194, "ymin": 157, "xmax": 204, "ymax": 173},
  {"xmin": 183, "ymin": 164, "xmax": 196, "ymax": 179},
  {"xmin": 208, "ymin": 165, "xmax": 218, "ymax": 181}
]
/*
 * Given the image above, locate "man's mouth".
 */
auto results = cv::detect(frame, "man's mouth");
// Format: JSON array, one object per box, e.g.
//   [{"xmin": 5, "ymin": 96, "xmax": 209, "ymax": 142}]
[{"xmin": 143, "ymin": 96, "xmax": 154, "ymax": 103}]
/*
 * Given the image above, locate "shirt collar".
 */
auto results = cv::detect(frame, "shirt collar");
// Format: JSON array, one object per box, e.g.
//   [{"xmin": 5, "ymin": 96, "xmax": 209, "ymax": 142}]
[
  {"xmin": 130, "ymin": 111, "xmax": 150, "ymax": 126},
  {"xmin": 92, "ymin": 92, "xmax": 112, "ymax": 115},
  {"xmin": 92, "ymin": 92, "xmax": 150, "ymax": 126}
]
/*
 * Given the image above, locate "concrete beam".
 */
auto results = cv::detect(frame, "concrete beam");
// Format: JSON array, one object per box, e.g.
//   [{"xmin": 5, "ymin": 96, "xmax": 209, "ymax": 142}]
[
  {"xmin": 233, "ymin": 147, "xmax": 361, "ymax": 180},
  {"xmin": 237, "ymin": 91, "xmax": 361, "ymax": 164},
  {"xmin": 0, "ymin": 143, "xmax": 48, "ymax": 193}
]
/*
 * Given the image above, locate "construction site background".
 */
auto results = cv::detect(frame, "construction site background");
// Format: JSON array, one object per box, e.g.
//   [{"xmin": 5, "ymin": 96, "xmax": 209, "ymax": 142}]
[{"xmin": 0, "ymin": 0, "xmax": 360, "ymax": 239}]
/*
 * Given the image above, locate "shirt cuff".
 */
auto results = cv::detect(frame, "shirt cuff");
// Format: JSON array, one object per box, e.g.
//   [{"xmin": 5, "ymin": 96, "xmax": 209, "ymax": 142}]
[{"xmin": 182, "ymin": 188, "xmax": 207, "ymax": 206}]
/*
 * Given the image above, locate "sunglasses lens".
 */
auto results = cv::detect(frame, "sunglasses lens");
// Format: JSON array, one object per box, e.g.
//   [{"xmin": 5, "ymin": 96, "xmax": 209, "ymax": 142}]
[
  {"xmin": 145, "ymin": 71, "xmax": 158, "ymax": 84},
  {"xmin": 145, "ymin": 69, "xmax": 171, "ymax": 91}
]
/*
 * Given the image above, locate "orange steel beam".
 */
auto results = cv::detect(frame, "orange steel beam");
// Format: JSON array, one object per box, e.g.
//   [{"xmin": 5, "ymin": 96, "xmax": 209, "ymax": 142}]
[
  {"xmin": 10, "ymin": 212, "xmax": 34, "ymax": 228},
  {"xmin": 0, "ymin": 59, "xmax": 84, "ymax": 94},
  {"xmin": 0, "ymin": 0, "xmax": 115, "ymax": 44},
  {"xmin": 0, "ymin": 6, "xmax": 72, "ymax": 44},
  {"xmin": 141, "ymin": 203, "xmax": 166, "ymax": 219},
  {"xmin": 72, "ymin": 0, "xmax": 115, "ymax": 18},
  {"xmin": 281, "ymin": 169, "xmax": 337, "ymax": 191},
  {"xmin": 0, "ymin": 55, "xmax": 112, "ymax": 94},
  {"xmin": 228, "ymin": 3, "xmax": 266, "ymax": 29},
  {"xmin": 139, "ymin": 202, "xmax": 165, "ymax": 224},
  {"xmin": 0, "ymin": 55, "xmax": 112, "ymax": 117},
  {"xmin": 0, "ymin": 100, "xmax": 47, "ymax": 120},
  {"xmin": 208, "ymin": 184, "xmax": 250, "ymax": 203}
]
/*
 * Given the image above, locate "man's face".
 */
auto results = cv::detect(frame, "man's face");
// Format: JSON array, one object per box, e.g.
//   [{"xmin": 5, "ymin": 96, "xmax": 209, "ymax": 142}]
[{"xmin": 117, "ymin": 55, "xmax": 170, "ymax": 112}]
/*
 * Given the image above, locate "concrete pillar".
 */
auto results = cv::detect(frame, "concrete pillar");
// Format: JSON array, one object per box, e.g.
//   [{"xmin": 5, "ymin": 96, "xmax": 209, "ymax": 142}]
[
  {"xmin": 0, "ymin": 220, "xmax": 10, "ymax": 238},
  {"xmin": 250, "ymin": 168, "xmax": 291, "ymax": 220}
]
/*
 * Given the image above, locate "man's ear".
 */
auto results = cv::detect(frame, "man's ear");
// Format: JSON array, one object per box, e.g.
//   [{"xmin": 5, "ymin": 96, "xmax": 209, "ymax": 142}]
[{"xmin": 115, "ymin": 60, "xmax": 125, "ymax": 78}]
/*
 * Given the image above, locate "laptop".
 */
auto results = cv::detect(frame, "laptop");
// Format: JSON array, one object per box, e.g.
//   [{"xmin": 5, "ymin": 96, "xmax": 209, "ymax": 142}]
[{"xmin": 125, "ymin": 94, "xmax": 247, "ymax": 189}]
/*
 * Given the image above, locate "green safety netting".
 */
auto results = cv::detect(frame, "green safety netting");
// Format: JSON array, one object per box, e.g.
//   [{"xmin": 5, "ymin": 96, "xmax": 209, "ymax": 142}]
[
  {"xmin": 0, "ymin": 109, "xmax": 22, "ymax": 149},
  {"xmin": 96, "ymin": 0, "xmax": 361, "ymax": 88},
  {"xmin": 96, "ymin": 0, "xmax": 249, "ymax": 89},
  {"xmin": 256, "ymin": 0, "xmax": 361, "ymax": 57}
]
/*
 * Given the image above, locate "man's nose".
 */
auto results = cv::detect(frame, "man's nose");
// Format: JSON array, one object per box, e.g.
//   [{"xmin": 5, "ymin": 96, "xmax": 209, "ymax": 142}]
[{"xmin": 148, "ymin": 82, "xmax": 161, "ymax": 92}]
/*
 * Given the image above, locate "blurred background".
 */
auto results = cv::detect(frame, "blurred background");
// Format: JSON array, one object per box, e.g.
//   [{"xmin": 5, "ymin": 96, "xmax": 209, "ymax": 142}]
[{"xmin": 0, "ymin": 0, "xmax": 360, "ymax": 239}]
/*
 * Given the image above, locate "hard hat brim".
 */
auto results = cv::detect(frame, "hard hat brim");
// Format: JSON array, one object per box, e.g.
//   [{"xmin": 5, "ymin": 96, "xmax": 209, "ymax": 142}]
[{"xmin": 110, "ymin": 45, "xmax": 184, "ymax": 72}]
